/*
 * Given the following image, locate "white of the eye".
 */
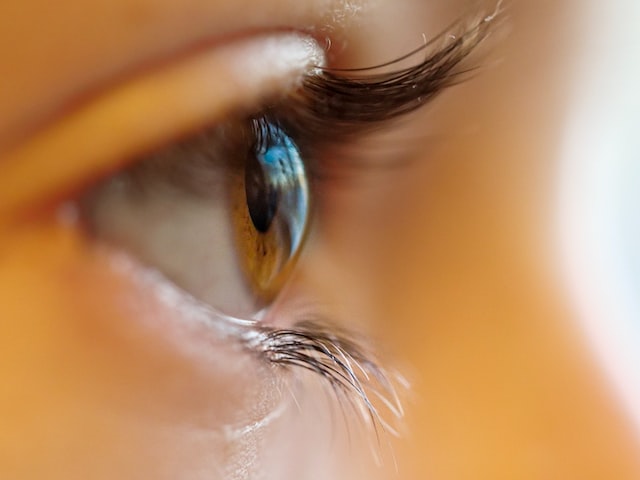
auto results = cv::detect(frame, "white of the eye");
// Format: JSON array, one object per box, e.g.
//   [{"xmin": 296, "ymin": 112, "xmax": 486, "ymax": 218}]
[
  {"xmin": 76, "ymin": 32, "xmax": 326, "ymax": 321},
  {"xmin": 88, "ymin": 177, "xmax": 262, "ymax": 318},
  {"xmin": 557, "ymin": 0, "xmax": 640, "ymax": 430}
]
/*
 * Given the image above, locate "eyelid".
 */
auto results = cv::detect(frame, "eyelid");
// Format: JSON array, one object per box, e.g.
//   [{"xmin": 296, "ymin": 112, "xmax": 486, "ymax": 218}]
[{"xmin": 0, "ymin": 32, "xmax": 324, "ymax": 224}]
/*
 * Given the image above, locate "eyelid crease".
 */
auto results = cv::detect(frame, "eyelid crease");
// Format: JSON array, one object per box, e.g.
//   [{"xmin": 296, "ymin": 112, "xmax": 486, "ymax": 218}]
[
  {"xmin": 0, "ymin": 32, "xmax": 324, "ymax": 225},
  {"xmin": 138, "ymin": 9, "xmax": 504, "ymax": 196}
]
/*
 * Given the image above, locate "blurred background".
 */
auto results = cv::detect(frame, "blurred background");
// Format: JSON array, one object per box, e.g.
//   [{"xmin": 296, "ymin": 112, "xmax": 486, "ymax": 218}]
[{"xmin": 311, "ymin": 0, "xmax": 640, "ymax": 478}]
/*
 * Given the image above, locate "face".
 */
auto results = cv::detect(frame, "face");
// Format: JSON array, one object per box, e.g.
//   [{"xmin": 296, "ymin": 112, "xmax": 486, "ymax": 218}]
[{"xmin": 1, "ymin": 0, "xmax": 639, "ymax": 479}]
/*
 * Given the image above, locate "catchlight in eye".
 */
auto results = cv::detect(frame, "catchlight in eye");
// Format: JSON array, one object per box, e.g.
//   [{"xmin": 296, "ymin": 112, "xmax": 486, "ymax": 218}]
[{"xmin": 232, "ymin": 119, "xmax": 310, "ymax": 303}]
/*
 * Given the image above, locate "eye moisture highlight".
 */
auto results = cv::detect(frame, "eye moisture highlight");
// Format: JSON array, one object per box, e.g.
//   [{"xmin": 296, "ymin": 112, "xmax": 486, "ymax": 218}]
[
  {"xmin": 237, "ymin": 120, "xmax": 310, "ymax": 302},
  {"xmin": 80, "ymin": 8, "xmax": 500, "ymax": 443}
]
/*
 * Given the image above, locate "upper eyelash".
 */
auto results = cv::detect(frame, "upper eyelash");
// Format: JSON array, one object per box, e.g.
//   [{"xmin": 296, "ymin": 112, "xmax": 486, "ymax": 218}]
[
  {"xmin": 136, "ymin": 8, "xmax": 500, "ymax": 191},
  {"xmin": 270, "ymin": 6, "xmax": 501, "ymax": 142}
]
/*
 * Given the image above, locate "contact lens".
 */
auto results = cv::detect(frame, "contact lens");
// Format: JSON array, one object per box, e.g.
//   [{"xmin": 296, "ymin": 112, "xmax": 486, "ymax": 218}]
[{"xmin": 233, "ymin": 120, "xmax": 310, "ymax": 302}]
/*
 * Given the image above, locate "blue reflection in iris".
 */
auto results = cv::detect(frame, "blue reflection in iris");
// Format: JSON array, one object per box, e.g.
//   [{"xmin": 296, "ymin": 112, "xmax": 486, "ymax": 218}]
[{"xmin": 250, "ymin": 120, "xmax": 309, "ymax": 258}]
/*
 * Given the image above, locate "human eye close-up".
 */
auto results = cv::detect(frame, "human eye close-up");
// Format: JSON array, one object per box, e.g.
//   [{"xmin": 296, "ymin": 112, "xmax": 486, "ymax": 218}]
[{"xmin": 1, "ymin": 0, "xmax": 640, "ymax": 479}]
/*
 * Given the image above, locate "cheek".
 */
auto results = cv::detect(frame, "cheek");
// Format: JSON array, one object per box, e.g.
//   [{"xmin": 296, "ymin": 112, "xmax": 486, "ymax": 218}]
[{"xmin": 0, "ymin": 220, "xmax": 279, "ymax": 479}]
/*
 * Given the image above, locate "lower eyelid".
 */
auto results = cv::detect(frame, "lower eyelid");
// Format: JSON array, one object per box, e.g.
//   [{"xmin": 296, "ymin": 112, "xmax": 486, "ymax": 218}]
[
  {"xmin": 10, "ymin": 220, "xmax": 287, "ymax": 423},
  {"xmin": 0, "ymin": 32, "xmax": 324, "ymax": 224}
]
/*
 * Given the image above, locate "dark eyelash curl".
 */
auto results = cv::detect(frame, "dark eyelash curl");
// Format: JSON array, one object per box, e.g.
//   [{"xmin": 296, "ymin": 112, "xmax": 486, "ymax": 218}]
[{"xmin": 273, "ymin": 4, "xmax": 502, "ymax": 141}]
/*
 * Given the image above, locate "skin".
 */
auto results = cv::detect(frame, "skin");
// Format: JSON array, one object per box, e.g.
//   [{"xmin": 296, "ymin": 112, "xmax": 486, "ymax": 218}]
[{"xmin": 1, "ymin": 0, "xmax": 639, "ymax": 479}]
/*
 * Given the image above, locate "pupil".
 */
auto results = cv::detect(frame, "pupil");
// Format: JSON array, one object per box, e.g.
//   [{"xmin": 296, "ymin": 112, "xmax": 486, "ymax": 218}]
[{"xmin": 245, "ymin": 152, "xmax": 277, "ymax": 233}]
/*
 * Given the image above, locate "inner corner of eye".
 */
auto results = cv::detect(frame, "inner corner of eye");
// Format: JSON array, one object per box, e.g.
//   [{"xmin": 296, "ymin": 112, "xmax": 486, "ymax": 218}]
[{"xmin": 77, "ymin": 112, "xmax": 311, "ymax": 320}]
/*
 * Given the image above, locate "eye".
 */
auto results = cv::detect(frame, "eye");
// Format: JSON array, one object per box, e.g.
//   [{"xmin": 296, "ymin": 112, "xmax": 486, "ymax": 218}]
[
  {"xmin": 80, "ymin": 115, "xmax": 310, "ymax": 318},
  {"xmin": 76, "ymin": 12, "xmax": 495, "ymax": 322},
  {"xmin": 72, "ymin": 14, "xmax": 496, "ymax": 440}
]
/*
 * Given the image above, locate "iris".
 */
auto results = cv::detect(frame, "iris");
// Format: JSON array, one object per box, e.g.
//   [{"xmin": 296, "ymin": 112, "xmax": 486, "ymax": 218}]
[{"xmin": 246, "ymin": 121, "xmax": 309, "ymax": 258}]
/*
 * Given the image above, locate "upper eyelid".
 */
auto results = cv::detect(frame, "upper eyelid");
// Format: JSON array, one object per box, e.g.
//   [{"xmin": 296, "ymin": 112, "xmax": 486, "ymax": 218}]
[
  {"xmin": 0, "ymin": 0, "xmax": 358, "ymax": 152},
  {"xmin": 102, "ymin": 13, "xmax": 500, "ymax": 200},
  {"xmin": 0, "ymin": 33, "xmax": 324, "ymax": 224},
  {"xmin": 0, "ymin": 9, "xmax": 499, "ymax": 223}
]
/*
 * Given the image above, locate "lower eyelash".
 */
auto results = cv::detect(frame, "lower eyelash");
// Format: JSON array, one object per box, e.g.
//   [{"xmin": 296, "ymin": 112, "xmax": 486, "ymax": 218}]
[
  {"xmin": 241, "ymin": 319, "xmax": 406, "ymax": 449},
  {"xmin": 120, "ymin": 254, "xmax": 404, "ymax": 441}
]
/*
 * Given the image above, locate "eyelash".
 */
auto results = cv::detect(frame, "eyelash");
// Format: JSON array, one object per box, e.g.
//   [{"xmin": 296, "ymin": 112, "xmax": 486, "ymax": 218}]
[
  {"xmin": 87, "ymin": 6, "xmax": 499, "ymax": 445},
  {"xmin": 236, "ymin": 9, "xmax": 499, "ymax": 439},
  {"xmin": 291, "ymin": 11, "xmax": 494, "ymax": 131}
]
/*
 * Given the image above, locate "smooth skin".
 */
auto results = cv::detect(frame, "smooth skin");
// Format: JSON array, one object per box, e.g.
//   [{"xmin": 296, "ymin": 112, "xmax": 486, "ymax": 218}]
[{"xmin": 1, "ymin": 0, "xmax": 639, "ymax": 479}]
